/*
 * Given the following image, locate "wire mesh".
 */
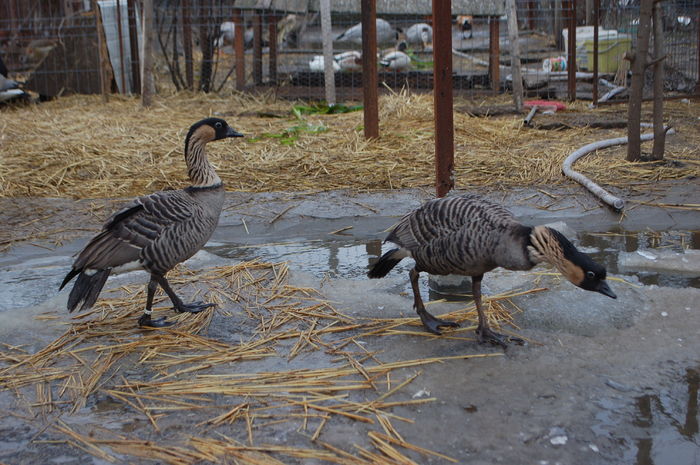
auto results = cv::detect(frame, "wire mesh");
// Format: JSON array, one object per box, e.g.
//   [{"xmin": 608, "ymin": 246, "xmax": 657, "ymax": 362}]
[{"xmin": 0, "ymin": 0, "xmax": 698, "ymax": 101}]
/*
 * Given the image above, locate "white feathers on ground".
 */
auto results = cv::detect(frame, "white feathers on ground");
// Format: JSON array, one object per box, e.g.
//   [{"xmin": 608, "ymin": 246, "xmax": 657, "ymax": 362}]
[
  {"xmin": 405, "ymin": 23, "xmax": 433, "ymax": 50},
  {"xmin": 335, "ymin": 18, "xmax": 397, "ymax": 46}
]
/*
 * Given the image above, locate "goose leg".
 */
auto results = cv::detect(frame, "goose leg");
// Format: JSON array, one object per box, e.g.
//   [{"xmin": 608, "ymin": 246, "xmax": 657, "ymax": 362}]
[
  {"xmin": 410, "ymin": 267, "xmax": 459, "ymax": 335},
  {"xmin": 473, "ymin": 274, "xmax": 523, "ymax": 348},
  {"xmin": 155, "ymin": 274, "xmax": 215, "ymax": 313},
  {"xmin": 138, "ymin": 276, "xmax": 173, "ymax": 327}
]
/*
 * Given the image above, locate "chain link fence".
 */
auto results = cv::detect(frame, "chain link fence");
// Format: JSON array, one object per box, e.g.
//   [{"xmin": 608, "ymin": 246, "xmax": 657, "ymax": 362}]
[{"xmin": 1, "ymin": 0, "xmax": 698, "ymax": 102}]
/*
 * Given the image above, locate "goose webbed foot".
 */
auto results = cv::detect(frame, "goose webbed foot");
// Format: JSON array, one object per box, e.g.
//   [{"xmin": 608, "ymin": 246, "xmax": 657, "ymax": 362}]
[
  {"xmin": 418, "ymin": 309, "xmax": 460, "ymax": 335},
  {"xmin": 476, "ymin": 325, "xmax": 524, "ymax": 349},
  {"xmin": 175, "ymin": 302, "xmax": 215, "ymax": 314},
  {"xmin": 138, "ymin": 313, "xmax": 174, "ymax": 328}
]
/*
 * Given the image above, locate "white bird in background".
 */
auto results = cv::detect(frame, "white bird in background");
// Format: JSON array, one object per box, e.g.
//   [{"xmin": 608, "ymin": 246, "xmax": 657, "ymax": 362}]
[
  {"xmin": 309, "ymin": 55, "xmax": 340, "ymax": 72},
  {"xmin": 335, "ymin": 50, "xmax": 362, "ymax": 71},
  {"xmin": 215, "ymin": 21, "xmax": 253, "ymax": 50},
  {"xmin": 0, "ymin": 72, "xmax": 19, "ymax": 92},
  {"xmin": 335, "ymin": 18, "xmax": 399, "ymax": 46},
  {"xmin": 405, "ymin": 23, "xmax": 433, "ymax": 50},
  {"xmin": 380, "ymin": 41, "xmax": 410, "ymax": 71}
]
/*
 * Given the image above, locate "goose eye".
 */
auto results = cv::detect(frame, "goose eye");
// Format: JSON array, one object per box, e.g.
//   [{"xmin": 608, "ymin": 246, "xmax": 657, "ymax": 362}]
[
  {"xmin": 215, "ymin": 122, "xmax": 222, "ymax": 128},
  {"xmin": 586, "ymin": 271, "xmax": 595, "ymax": 280}
]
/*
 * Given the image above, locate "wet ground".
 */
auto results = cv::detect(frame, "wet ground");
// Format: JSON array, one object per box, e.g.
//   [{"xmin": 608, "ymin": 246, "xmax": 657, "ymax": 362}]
[{"xmin": 1, "ymin": 184, "xmax": 699, "ymax": 464}]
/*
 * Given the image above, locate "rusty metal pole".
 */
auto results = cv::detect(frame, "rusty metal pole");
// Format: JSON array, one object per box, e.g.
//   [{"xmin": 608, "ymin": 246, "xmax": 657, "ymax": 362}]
[
  {"xmin": 92, "ymin": 0, "xmax": 110, "ymax": 102},
  {"xmin": 566, "ymin": 0, "xmax": 577, "ymax": 101},
  {"xmin": 115, "ymin": 0, "xmax": 127, "ymax": 93},
  {"xmin": 233, "ymin": 9, "xmax": 246, "ymax": 90},
  {"xmin": 433, "ymin": 0, "xmax": 454, "ymax": 198},
  {"xmin": 361, "ymin": 0, "xmax": 379, "ymax": 139},
  {"xmin": 268, "ymin": 14, "xmax": 278, "ymax": 84},
  {"xmin": 489, "ymin": 16, "xmax": 500, "ymax": 94},
  {"xmin": 252, "ymin": 11, "xmax": 263, "ymax": 86},
  {"xmin": 182, "ymin": 0, "xmax": 194, "ymax": 90},
  {"xmin": 127, "ymin": 0, "xmax": 141, "ymax": 94},
  {"xmin": 696, "ymin": 10, "xmax": 700, "ymax": 94},
  {"xmin": 592, "ymin": 0, "xmax": 599, "ymax": 105}
]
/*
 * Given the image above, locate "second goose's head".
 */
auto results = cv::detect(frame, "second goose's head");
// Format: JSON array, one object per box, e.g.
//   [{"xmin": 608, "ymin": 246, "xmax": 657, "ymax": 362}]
[
  {"xmin": 186, "ymin": 117, "xmax": 243, "ymax": 150},
  {"xmin": 529, "ymin": 226, "xmax": 617, "ymax": 299}
]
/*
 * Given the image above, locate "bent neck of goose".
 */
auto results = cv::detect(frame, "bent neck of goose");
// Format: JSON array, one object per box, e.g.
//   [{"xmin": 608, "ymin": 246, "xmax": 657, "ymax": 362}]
[
  {"xmin": 184, "ymin": 129, "xmax": 222, "ymax": 188},
  {"xmin": 528, "ymin": 225, "xmax": 584, "ymax": 285}
]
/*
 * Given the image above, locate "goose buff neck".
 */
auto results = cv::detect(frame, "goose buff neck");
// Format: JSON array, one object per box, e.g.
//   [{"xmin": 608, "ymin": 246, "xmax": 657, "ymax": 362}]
[
  {"xmin": 184, "ymin": 122, "xmax": 223, "ymax": 188},
  {"xmin": 528, "ymin": 225, "xmax": 584, "ymax": 285}
]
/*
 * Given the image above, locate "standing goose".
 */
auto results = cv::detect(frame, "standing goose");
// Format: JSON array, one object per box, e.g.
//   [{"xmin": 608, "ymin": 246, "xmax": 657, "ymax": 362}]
[
  {"xmin": 368, "ymin": 193, "xmax": 616, "ymax": 347},
  {"xmin": 60, "ymin": 118, "xmax": 243, "ymax": 327}
]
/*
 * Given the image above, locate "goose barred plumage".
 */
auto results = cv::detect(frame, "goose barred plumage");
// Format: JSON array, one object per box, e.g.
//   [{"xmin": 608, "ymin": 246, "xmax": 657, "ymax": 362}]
[
  {"xmin": 368, "ymin": 193, "xmax": 616, "ymax": 347},
  {"xmin": 60, "ymin": 118, "xmax": 243, "ymax": 327}
]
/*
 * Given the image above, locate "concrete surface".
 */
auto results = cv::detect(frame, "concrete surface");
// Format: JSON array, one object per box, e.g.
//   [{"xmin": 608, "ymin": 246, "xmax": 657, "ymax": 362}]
[{"xmin": 0, "ymin": 184, "xmax": 698, "ymax": 464}]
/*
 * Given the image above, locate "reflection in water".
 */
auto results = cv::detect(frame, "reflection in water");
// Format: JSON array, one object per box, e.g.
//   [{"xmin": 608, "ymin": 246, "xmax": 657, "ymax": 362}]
[
  {"xmin": 633, "ymin": 367, "xmax": 700, "ymax": 465},
  {"xmin": 206, "ymin": 228, "xmax": 699, "ymax": 289}
]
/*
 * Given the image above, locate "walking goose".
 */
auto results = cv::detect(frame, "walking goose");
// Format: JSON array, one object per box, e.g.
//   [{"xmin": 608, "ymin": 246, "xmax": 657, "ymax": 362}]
[
  {"xmin": 368, "ymin": 193, "xmax": 616, "ymax": 347},
  {"xmin": 60, "ymin": 118, "xmax": 243, "ymax": 327}
]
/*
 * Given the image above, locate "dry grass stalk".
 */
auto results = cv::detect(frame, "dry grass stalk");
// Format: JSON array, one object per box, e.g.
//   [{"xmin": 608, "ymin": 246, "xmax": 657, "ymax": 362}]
[
  {"xmin": 1, "ymin": 94, "xmax": 697, "ymax": 201},
  {"xmin": 1, "ymin": 259, "xmax": 530, "ymax": 464}
]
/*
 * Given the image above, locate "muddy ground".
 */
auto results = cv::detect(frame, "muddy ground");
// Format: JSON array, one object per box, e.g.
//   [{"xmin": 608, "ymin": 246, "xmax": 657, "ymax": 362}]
[{"xmin": 0, "ymin": 183, "xmax": 699, "ymax": 465}]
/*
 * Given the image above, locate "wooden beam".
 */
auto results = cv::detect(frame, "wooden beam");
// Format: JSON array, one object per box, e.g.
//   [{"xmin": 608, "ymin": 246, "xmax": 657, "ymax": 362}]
[
  {"xmin": 233, "ymin": 9, "xmax": 245, "ymax": 90},
  {"xmin": 566, "ymin": 0, "xmax": 577, "ymax": 101},
  {"xmin": 361, "ymin": 0, "xmax": 379, "ymax": 139},
  {"xmin": 268, "ymin": 14, "xmax": 278, "ymax": 84},
  {"xmin": 181, "ymin": 0, "xmax": 194, "ymax": 89},
  {"xmin": 127, "ymin": 0, "xmax": 140, "ymax": 94},
  {"xmin": 489, "ymin": 16, "xmax": 500, "ymax": 94},
  {"xmin": 433, "ymin": 0, "xmax": 454, "ymax": 197},
  {"xmin": 592, "ymin": 0, "xmax": 599, "ymax": 105},
  {"xmin": 252, "ymin": 11, "xmax": 263, "ymax": 85}
]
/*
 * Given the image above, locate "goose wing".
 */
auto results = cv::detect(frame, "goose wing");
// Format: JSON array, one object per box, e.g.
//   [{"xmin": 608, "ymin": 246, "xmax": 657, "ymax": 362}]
[
  {"xmin": 71, "ymin": 189, "xmax": 199, "ymax": 272},
  {"xmin": 385, "ymin": 194, "xmax": 515, "ymax": 251}
]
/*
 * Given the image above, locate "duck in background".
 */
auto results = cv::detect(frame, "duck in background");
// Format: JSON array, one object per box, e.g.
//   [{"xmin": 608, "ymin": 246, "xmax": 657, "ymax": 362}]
[
  {"xmin": 405, "ymin": 23, "xmax": 433, "ymax": 51},
  {"xmin": 335, "ymin": 18, "xmax": 399, "ymax": 47},
  {"xmin": 379, "ymin": 41, "xmax": 410, "ymax": 71}
]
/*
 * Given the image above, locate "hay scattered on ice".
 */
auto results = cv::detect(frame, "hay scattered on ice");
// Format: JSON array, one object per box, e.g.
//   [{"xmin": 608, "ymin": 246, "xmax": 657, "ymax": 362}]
[{"xmin": 0, "ymin": 259, "xmax": 535, "ymax": 464}]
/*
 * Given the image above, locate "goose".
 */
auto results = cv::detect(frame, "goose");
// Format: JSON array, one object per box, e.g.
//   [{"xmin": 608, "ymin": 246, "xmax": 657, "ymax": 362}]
[
  {"xmin": 335, "ymin": 18, "xmax": 398, "ymax": 46},
  {"xmin": 59, "ymin": 118, "xmax": 243, "ymax": 327},
  {"xmin": 456, "ymin": 15, "xmax": 473, "ymax": 39},
  {"xmin": 405, "ymin": 23, "xmax": 433, "ymax": 50},
  {"xmin": 368, "ymin": 193, "xmax": 616, "ymax": 347},
  {"xmin": 379, "ymin": 41, "xmax": 410, "ymax": 71}
]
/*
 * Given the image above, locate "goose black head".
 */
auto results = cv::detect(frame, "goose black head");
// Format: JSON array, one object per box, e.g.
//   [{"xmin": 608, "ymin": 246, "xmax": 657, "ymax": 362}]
[
  {"xmin": 570, "ymin": 252, "xmax": 617, "ymax": 299},
  {"xmin": 186, "ymin": 118, "xmax": 243, "ymax": 148},
  {"xmin": 531, "ymin": 226, "xmax": 616, "ymax": 300}
]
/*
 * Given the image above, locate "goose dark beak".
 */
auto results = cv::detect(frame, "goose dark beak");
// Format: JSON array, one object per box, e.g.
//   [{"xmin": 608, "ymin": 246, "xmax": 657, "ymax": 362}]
[
  {"xmin": 596, "ymin": 280, "xmax": 617, "ymax": 299},
  {"xmin": 226, "ymin": 127, "xmax": 244, "ymax": 138}
]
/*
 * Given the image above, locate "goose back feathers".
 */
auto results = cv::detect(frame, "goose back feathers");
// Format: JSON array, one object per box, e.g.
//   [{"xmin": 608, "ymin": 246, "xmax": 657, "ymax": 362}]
[{"xmin": 384, "ymin": 194, "xmax": 535, "ymax": 276}]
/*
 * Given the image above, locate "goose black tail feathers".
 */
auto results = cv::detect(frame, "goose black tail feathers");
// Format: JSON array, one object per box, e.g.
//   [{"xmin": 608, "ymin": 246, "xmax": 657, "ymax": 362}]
[
  {"xmin": 368, "ymin": 248, "xmax": 405, "ymax": 279},
  {"xmin": 62, "ymin": 269, "xmax": 111, "ymax": 312}
]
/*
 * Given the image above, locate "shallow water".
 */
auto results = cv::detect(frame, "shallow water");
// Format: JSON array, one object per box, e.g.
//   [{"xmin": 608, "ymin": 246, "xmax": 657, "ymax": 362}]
[{"xmin": 207, "ymin": 228, "xmax": 700, "ymax": 290}]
